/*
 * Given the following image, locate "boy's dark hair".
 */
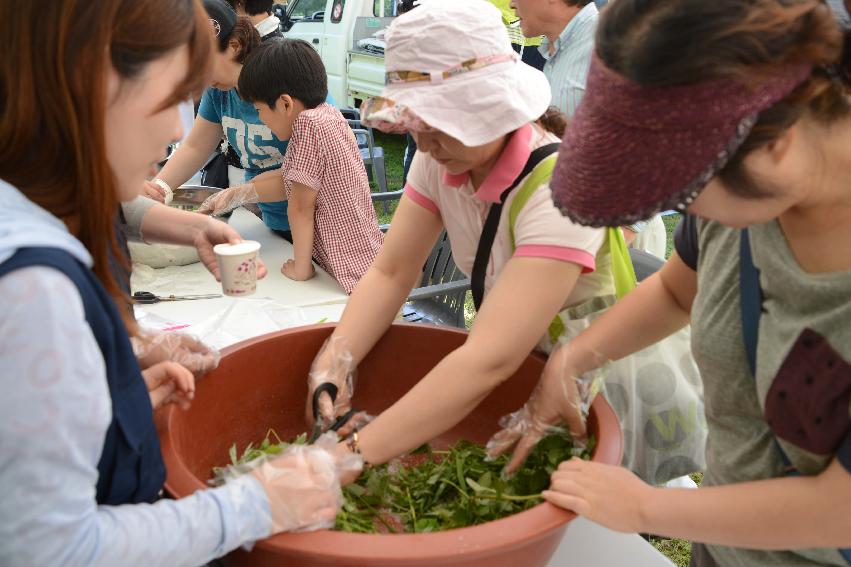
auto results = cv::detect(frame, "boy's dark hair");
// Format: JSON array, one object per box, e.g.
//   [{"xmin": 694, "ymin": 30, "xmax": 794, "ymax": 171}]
[
  {"xmin": 225, "ymin": 0, "xmax": 275, "ymax": 16},
  {"xmin": 239, "ymin": 39, "xmax": 328, "ymax": 108}
]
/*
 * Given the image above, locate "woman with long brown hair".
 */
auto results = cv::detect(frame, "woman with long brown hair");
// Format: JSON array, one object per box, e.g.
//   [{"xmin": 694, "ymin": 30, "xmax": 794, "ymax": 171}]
[
  {"xmin": 0, "ymin": 1, "xmax": 358, "ymax": 564},
  {"xmin": 490, "ymin": 1, "xmax": 851, "ymax": 565}
]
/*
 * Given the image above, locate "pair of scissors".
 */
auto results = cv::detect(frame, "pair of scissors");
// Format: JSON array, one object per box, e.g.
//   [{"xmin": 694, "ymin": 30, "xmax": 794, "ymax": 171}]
[
  {"xmin": 308, "ymin": 383, "xmax": 360, "ymax": 443},
  {"xmin": 132, "ymin": 291, "xmax": 222, "ymax": 304}
]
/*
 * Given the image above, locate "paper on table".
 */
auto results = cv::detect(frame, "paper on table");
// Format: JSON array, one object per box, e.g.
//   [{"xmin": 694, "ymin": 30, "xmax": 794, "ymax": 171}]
[
  {"xmin": 136, "ymin": 297, "xmax": 345, "ymax": 350},
  {"xmin": 131, "ymin": 262, "xmax": 215, "ymax": 297}
]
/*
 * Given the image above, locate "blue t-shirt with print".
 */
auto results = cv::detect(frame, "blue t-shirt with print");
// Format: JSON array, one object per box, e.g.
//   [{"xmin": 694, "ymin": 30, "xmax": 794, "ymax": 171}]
[
  {"xmin": 198, "ymin": 87, "xmax": 291, "ymax": 230},
  {"xmin": 198, "ymin": 88, "xmax": 338, "ymax": 232}
]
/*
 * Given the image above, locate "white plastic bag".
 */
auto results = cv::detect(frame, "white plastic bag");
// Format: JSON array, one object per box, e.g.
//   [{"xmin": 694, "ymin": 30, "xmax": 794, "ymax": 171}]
[
  {"xmin": 553, "ymin": 297, "xmax": 706, "ymax": 484},
  {"xmin": 630, "ymin": 214, "xmax": 668, "ymax": 260},
  {"xmin": 538, "ymin": 229, "xmax": 706, "ymax": 484}
]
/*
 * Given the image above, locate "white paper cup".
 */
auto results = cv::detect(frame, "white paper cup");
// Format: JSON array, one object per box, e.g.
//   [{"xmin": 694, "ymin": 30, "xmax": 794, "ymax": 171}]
[{"xmin": 213, "ymin": 240, "xmax": 261, "ymax": 297}]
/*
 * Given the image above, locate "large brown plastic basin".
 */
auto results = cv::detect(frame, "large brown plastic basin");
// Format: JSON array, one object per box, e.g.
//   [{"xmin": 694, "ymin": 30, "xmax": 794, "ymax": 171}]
[{"xmin": 158, "ymin": 323, "xmax": 622, "ymax": 567}]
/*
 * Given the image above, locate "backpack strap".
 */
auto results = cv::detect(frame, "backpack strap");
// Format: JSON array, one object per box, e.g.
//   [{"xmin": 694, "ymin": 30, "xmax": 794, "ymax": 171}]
[
  {"xmin": 739, "ymin": 228, "xmax": 793, "ymax": 476},
  {"xmin": 471, "ymin": 142, "xmax": 559, "ymax": 311},
  {"xmin": 739, "ymin": 228, "xmax": 851, "ymax": 565},
  {"xmin": 739, "ymin": 228, "xmax": 763, "ymax": 377},
  {"xmin": 604, "ymin": 226, "xmax": 638, "ymax": 300},
  {"xmin": 507, "ymin": 174, "xmax": 636, "ymax": 301},
  {"xmin": 506, "ymin": 152, "xmax": 559, "ymax": 248},
  {"xmin": 501, "ymin": 155, "xmax": 637, "ymax": 343}
]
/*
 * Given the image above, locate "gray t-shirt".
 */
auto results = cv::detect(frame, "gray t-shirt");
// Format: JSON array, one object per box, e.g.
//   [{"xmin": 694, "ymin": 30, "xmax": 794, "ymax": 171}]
[{"xmin": 677, "ymin": 217, "xmax": 851, "ymax": 567}]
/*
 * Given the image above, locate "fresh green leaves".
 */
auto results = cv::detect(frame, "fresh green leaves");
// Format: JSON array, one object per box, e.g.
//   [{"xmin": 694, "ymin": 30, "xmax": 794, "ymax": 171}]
[
  {"xmin": 211, "ymin": 430, "xmax": 305, "ymax": 480},
  {"xmin": 213, "ymin": 429, "xmax": 592, "ymax": 534}
]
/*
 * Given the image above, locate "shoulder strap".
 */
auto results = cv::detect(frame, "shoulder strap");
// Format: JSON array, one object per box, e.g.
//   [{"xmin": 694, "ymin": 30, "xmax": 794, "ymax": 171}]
[
  {"xmin": 739, "ymin": 228, "xmax": 763, "ymax": 377},
  {"xmin": 472, "ymin": 142, "xmax": 560, "ymax": 311},
  {"xmin": 507, "ymin": 154, "xmax": 558, "ymax": 248},
  {"xmin": 606, "ymin": 227, "xmax": 638, "ymax": 299}
]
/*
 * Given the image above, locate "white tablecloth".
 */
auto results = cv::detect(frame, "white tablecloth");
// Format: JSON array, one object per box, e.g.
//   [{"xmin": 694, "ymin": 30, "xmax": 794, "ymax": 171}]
[
  {"xmin": 130, "ymin": 208, "xmax": 349, "ymax": 345},
  {"xmin": 548, "ymin": 517, "xmax": 674, "ymax": 566}
]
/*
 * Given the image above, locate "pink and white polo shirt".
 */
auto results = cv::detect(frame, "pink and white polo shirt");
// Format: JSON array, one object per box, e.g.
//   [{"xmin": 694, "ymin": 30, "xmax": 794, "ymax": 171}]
[
  {"xmin": 282, "ymin": 103, "xmax": 384, "ymax": 294},
  {"xmin": 405, "ymin": 123, "xmax": 613, "ymax": 308}
]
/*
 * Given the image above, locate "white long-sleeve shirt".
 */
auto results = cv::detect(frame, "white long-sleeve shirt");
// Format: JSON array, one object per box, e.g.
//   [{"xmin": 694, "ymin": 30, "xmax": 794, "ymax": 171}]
[
  {"xmin": 0, "ymin": 266, "xmax": 271, "ymax": 566},
  {"xmin": 0, "ymin": 180, "xmax": 272, "ymax": 566}
]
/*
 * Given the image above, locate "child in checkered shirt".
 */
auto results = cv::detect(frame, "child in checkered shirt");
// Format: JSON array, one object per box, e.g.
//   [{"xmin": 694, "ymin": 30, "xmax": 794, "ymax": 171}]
[{"xmin": 203, "ymin": 39, "xmax": 384, "ymax": 293}]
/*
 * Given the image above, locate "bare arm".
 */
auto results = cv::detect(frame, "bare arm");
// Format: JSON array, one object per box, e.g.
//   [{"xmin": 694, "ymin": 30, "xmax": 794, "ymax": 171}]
[
  {"xmin": 547, "ymin": 456, "xmax": 851, "ymax": 549},
  {"xmin": 155, "ymin": 115, "xmax": 223, "ymax": 189},
  {"xmin": 306, "ymin": 196, "xmax": 444, "ymax": 426},
  {"xmin": 325, "ymin": 196, "xmax": 445, "ymax": 363},
  {"xmin": 357, "ymin": 255, "xmax": 583, "ymax": 465},
  {"xmin": 138, "ymin": 203, "xmax": 268, "ymax": 281},
  {"xmin": 286, "ymin": 182, "xmax": 317, "ymax": 280},
  {"xmin": 643, "ymin": 458, "xmax": 851, "ymax": 548},
  {"xmin": 252, "ymin": 168, "xmax": 287, "ymax": 202},
  {"xmin": 555, "ymin": 251, "xmax": 697, "ymax": 375},
  {"xmin": 139, "ymin": 202, "xmax": 220, "ymax": 245}
]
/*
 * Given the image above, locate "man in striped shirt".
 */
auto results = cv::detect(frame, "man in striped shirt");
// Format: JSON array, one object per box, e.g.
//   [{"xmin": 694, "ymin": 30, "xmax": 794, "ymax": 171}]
[{"xmin": 510, "ymin": 0, "xmax": 598, "ymax": 118}]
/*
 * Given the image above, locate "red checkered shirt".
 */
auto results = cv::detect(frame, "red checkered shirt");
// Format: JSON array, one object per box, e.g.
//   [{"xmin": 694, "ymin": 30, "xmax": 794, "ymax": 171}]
[{"xmin": 282, "ymin": 103, "xmax": 383, "ymax": 294}]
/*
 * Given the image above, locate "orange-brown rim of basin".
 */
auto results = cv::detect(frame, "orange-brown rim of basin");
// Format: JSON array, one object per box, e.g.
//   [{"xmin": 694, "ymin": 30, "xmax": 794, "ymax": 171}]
[{"xmin": 159, "ymin": 329, "xmax": 624, "ymax": 563}]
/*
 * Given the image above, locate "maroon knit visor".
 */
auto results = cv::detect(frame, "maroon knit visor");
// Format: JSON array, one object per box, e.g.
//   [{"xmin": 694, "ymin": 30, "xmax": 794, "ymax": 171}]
[{"xmin": 550, "ymin": 55, "xmax": 812, "ymax": 227}]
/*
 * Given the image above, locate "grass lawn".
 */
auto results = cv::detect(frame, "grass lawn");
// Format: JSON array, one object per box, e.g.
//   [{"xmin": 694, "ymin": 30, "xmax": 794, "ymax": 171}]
[
  {"xmin": 369, "ymin": 131, "xmax": 695, "ymax": 566},
  {"xmin": 370, "ymin": 131, "xmax": 407, "ymax": 225}
]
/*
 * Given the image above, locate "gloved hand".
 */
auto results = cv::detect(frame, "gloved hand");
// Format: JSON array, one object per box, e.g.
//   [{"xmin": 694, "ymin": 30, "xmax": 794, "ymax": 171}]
[
  {"xmin": 197, "ymin": 182, "xmax": 258, "ymax": 216},
  {"xmin": 332, "ymin": 411, "xmax": 374, "ymax": 438},
  {"xmin": 485, "ymin": 343, "xmax": 605, "ymax": 475},
  {"xmin": 131, "ymin": 330, "xmax": 221, "ymax": 377},
  {"xmin": 305, "ymin": 336, "xmax": 357, "ymax": 432},
  {"xmin": 228, "ymin": 432, "xmax": 363, "ymax": 534},
  {"xmin": 190, "ymin": 214, "xmax": 268, "ymax": 282}
]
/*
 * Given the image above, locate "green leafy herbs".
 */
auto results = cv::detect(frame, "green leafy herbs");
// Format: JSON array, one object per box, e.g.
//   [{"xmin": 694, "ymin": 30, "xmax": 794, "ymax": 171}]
[
  {"xmin": 212, "ymin": 429, "xmax": 593, "ymax": 534},
  {"xmin": 211, "ymin": 430, "xmax": 306, "ymax": 481}
]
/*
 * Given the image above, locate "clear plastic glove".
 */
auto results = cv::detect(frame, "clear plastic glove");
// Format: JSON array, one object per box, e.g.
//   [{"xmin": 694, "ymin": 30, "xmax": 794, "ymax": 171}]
[
  {"xmin": 219, "ymin": 432, "xmax": 363, "ymax": 534},
  {"xmin": 333, "ymin": 411, "xmax": 374, "ymax": 438},
  {"xmin": 485, "ymin": 343, "xmax": 605, "ymax": 475},
  {"xmin": 131, "ymin": 330, "xmax": 221, "ymax": 377},
  {"xmin": 197, "ymin": 182, "xmax": 258, "ymax": 216},
  {"xmin": 305, "ymin": 336, "xmax": 357, "ymax": 431},
  {"xmin": 190, "ymin": 214, "xmax": 268, "ymax": 281}
]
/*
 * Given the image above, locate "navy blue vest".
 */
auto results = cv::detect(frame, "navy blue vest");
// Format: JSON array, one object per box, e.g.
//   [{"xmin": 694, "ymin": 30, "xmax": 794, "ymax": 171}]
[{"xmin": 0, "ymin": 247, "xmax": 165, "ymax": 505}]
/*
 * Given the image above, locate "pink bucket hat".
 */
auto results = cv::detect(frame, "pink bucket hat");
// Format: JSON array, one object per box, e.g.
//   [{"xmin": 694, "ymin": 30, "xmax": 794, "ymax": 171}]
[
  {"xmin": 550, "ymin": 55, "xmax": 812, "ymax": 227},
  {"xmin": 361, "ymin": 0, "xmax": 552, "ymax": 147}
]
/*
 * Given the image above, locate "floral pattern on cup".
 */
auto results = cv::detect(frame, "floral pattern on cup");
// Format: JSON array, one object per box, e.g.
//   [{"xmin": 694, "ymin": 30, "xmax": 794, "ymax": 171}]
[
  {"xmin": 224, "ymin": 258, "xmax": 257, "ymax": 295},
  {"xmin": 214, "ymin": 240, "xmax": 261, "ymax": 297}
]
